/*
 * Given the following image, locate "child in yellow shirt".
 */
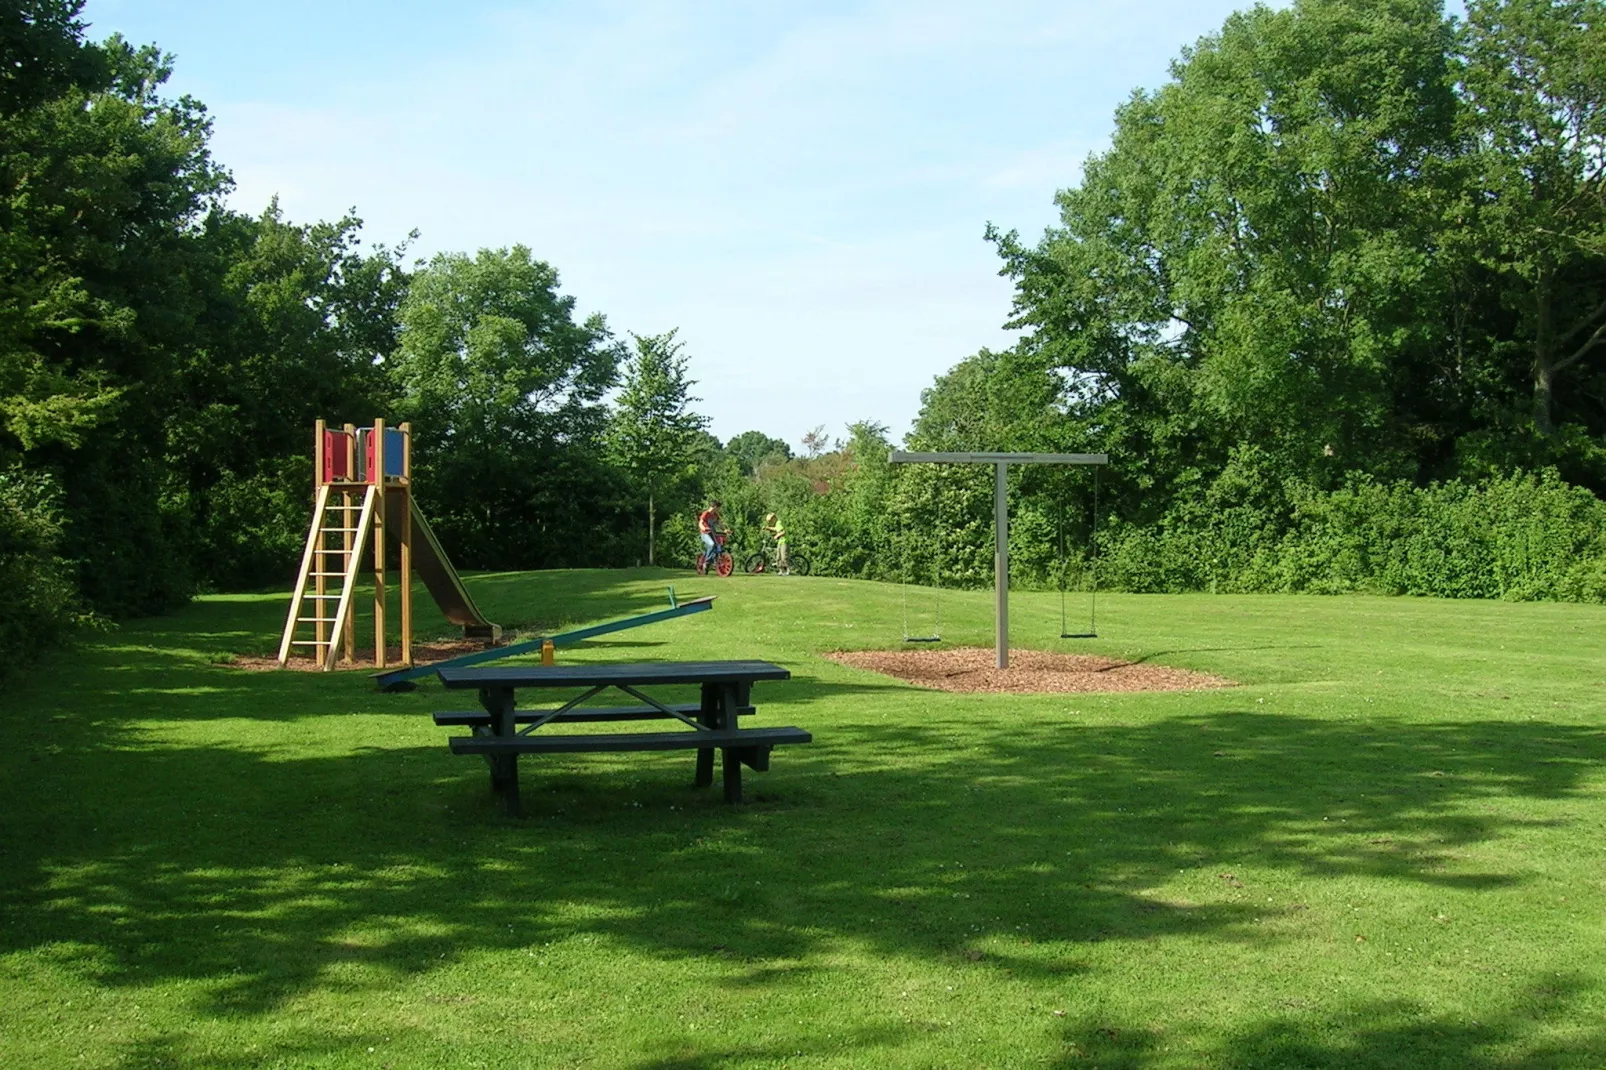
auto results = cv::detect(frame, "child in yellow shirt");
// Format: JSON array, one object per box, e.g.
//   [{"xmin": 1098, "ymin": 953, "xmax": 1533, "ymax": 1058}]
[{"xmin": 762, "ymin": 512, "xmax": 789, "ymax": 575}]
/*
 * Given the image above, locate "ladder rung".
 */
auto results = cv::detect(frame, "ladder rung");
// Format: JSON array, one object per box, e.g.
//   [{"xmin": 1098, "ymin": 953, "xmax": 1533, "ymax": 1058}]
[
  {"xmin": 308, "ymin": 572, "xmax": 347, "ymax": 577},
  {"xmin": 303, "ymin": 594, "xmax": 342, "ymax": 599},
  {"xmin": 322, "ymin": 527, "xmax": 361, "ymax": 533},
  {"xmin": 289, "ymin": 640, "xmax": 330, "ymax": 646},
  {"xmin": 297, "ymin": 616, "xmax": 334, "ymax": 623}
]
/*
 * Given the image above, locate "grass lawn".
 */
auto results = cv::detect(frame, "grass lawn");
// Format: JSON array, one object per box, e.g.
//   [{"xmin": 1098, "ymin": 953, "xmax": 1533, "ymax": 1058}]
[{"xmin": 2, "ymin": 568, "xmax": 1604, "ymax": 1068}]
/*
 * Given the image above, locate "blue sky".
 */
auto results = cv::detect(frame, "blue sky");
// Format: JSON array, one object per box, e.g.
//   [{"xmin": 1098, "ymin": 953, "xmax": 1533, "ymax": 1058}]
[{"xmin": 84, "ymin": 0, "xmax": 1253, "ymax": 450}]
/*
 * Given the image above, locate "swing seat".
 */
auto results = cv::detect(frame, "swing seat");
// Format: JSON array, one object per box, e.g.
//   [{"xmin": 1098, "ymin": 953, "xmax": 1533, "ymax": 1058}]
[
  {"xmin": 903, "ymin": 636, "xmax": 942, "ymax": 644},
  {"xmin": 1060, "ymin": 632, "xmax": 1098, "ymax": 640}
]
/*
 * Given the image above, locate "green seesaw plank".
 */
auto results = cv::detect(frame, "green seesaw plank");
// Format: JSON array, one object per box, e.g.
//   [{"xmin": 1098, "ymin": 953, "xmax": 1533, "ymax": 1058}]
[{"xmin": 372, "ymin": 595, "xmax": 715, "ymax": 692}]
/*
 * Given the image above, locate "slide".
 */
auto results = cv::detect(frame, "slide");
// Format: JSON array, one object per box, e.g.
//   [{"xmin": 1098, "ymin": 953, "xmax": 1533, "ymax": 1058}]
[{"xmin": 384, "ymin": 491, "xmax": 499, "ymax": 640}]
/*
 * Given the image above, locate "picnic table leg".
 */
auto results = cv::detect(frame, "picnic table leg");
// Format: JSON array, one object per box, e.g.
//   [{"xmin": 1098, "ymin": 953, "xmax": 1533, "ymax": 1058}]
[
  {"xmin": 695, "ymin": 682, "xmax": 718, "ymax": 788},
  {"xmin": 479, "ymin": 686, "xmax": 522, "ymax": 817},
  {"xmin": 500, "ymin": 758, "xmax": 521, "ymax": 817},
  {"xmin": 722, "ymin": 747, "xmax": 743, "ymax": 803},
  {"xmin": 718, "ymin": 682, "xmax": 743, "ymax": 804}
]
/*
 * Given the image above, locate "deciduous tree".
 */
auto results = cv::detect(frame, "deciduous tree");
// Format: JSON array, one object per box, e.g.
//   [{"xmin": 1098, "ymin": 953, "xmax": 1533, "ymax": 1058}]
[{"xmin": 606, "ymin": 330, "xmax": 709, "ymax": 564}]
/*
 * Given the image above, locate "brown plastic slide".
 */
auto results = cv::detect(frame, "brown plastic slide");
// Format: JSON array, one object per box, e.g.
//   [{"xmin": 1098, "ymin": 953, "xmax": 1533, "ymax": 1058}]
[{"xmin": 384, "ymin": 491, "xmax": 500, "ymax": 640}]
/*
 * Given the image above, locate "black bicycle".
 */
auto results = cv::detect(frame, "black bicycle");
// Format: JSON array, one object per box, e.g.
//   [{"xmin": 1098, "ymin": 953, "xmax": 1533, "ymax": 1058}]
[{"xmin": 743, "ymin": 542, "xmax": 809, "ymax": 576}]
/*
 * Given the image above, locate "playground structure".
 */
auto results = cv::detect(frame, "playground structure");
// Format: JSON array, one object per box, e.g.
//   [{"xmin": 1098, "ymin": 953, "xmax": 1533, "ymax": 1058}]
[
  {"xmin": 888, "ymin": 450, "xmax": 1108, "ymax": 669},
  {"xmin": 278, "ymin": 419, "xmax": 718, "ymax": 686},
  {"xmin": 278, "ymin": 420, "xmax": 500, "ymax": 671}
]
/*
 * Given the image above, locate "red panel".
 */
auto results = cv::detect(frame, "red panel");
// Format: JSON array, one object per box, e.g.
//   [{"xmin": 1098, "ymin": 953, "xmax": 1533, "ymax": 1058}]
[{"xmin": 323, "ymin": 430, "xmax": 353, "ymax": 482}]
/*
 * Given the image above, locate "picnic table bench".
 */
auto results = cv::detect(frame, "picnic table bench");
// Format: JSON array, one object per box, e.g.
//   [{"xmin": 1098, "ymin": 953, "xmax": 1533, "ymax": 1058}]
[{"xmin": 435, "ymin": 660, "xmax": 810, "ymax": 814}]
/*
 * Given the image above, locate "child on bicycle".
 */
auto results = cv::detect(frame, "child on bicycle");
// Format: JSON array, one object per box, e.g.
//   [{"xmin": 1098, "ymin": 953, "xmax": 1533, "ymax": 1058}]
[
  {"xmin": 698, "ymin": 500, "xmax": 725, "ymax": 567},
  {"xmin": 763, "ymin": 512, "xmax": 790, "ymax": 575}
]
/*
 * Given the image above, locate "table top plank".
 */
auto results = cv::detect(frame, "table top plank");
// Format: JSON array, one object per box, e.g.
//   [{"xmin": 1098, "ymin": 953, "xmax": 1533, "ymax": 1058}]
[{"xmin": 436, "ymin": 659, "xmax": 791, "ymax": 689}]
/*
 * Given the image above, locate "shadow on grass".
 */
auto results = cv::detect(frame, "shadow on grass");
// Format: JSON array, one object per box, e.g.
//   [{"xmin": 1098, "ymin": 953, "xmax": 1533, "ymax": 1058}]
[
  {"xmin": 1050, "ymin": 974, "xmax": 1605, "ymax": 1068},
  {"xmin": 143, "ymin": 567, "xmax": 713, "ymax": 661},
  {"xmin": 6, "ymin": 581, "xmax": 1606, "ymax": 1065},
  {"xmin": 4, "ymin": 683, "xmax": 1605, "ymax": 1006},
  {"xmin": 113, "ymin": 1021, "xmax": 918, "ymax": 1070},
  {"xmin": 33, "ymin": 634, "xmax": 904, "ymax": 729}
]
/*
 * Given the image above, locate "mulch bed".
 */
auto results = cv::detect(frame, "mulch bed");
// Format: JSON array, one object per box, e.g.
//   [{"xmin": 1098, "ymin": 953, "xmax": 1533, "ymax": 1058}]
[
  {"xmin": 231, "ymin": 639, "xmax": 490, "ymax": 673},
  {"xmin": 826, "ymin": 646, "xmax": 1234, "ymax": 694}
]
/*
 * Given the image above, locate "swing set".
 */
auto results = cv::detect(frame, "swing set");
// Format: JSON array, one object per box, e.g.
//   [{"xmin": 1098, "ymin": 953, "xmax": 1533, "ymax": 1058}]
[{"xmin": 892, "ymin": 451, "xmax": 1108, "ymax": 668}]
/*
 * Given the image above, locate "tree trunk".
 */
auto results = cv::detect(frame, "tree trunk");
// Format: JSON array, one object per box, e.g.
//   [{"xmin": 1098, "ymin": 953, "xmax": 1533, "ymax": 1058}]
[
  {"xmin": 1534, "ymin": 358, "xmax": 1556, "ymax": 436},
  {"xmin": 648, "ymin": 493, "xmax": 655, "ymax": 566},
  {"xmin": 1533, "ymin": 281, "xmax": 1556, "ymax": 436}
]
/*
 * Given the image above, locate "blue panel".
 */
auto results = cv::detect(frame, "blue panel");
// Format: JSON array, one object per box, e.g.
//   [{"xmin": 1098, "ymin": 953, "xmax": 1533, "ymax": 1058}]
[{"xmin": 385, "ymin": 427, "xmax": 406, "ymax": 477}]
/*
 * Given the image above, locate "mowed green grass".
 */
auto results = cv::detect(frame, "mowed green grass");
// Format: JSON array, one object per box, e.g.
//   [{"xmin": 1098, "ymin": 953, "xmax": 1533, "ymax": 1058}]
[{"xmin": 1, "ymin": 569, "xmax": 1604, "ymax": 1068}]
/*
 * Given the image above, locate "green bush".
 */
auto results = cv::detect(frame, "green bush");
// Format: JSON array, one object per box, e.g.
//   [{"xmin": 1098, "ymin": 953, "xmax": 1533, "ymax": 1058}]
[
  {"xmin": 1095, "ymin": 469, "xmax": 1606, "ymax": 602},
  {"xmin": 188, "ymin": 458, "xmax": 312, "ymax": 592},
  {"xmin": 0, "ymin": 469, "xmax": 83, "ymax": 679},
  {"xmin": 722, "ymin": 439, "xmax": 1606, "ymax": 605},
  {"xmin": 1273, "ymin": 471, "xmax": 1606, "ymax": 601}
]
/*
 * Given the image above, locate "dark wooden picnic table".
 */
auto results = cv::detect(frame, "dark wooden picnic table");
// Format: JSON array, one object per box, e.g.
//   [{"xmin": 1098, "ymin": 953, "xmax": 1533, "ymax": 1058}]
[{"xmin": 435, "ymin": 660, "xmax": 810, "ymax": 814}]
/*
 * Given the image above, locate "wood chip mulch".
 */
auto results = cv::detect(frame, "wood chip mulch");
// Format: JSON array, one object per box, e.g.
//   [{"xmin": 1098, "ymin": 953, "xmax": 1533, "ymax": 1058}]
[
  {"xmin": 230, "ymin": 639, "xmax": 491, "ymax": 673},
  {"xmin": 825, "ymin": 646, "xmax": 1234, "ymax": 694}
]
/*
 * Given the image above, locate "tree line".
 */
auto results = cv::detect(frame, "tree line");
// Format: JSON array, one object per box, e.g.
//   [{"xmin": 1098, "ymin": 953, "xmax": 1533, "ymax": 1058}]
[
  {"xmin": 0, "ymin": 2, "xmax": 742, "ymax": 674},
  {"xmin": 700, "ymin": 0, "xmax": 1606, "ymax": 602},
  {"xmin": 4, "ymin": 0, "xmax": 1605, "ymax": 679}
]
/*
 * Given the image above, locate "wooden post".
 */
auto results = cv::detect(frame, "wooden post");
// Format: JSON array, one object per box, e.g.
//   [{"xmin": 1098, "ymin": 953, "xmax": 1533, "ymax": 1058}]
[
  {"xmin": 399, "ymin": 422, "xmax": 413, "ymax": 667},
  {"xmin": 341, "ymin": 424, "xmax": 357, "ymax": 664},
  {"xmin": 372, "ymin": 418, "xmax": 387, "ymax": 670},
  {"xmin": 313, "ymin": 421, "xmax": 327, "ymax": 658}
]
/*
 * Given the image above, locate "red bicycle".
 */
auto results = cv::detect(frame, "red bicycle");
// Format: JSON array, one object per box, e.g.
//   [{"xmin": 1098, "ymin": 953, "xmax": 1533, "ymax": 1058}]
[{"xmin": 695, "ymin": 532, "xmax": 734, "ymax": 576}]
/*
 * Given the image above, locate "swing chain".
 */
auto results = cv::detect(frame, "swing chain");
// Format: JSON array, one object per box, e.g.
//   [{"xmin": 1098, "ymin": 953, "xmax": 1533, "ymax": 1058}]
[{"xmin": 1058, "ymin": 464, "xmax": 1099, "ymax": 640}]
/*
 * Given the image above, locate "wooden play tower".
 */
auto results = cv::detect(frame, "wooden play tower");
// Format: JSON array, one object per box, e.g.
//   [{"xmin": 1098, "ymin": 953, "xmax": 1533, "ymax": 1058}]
[
  {"xmin": 277, "ymin": 418, "xmax": 411, "ymax": 670},
  {"xmin": 277, "ymin": 419, "xmax": 497, "ymax": 672}
]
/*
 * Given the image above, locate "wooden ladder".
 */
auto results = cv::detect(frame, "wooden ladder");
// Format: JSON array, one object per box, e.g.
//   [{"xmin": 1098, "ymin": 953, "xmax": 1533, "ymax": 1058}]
[{"xmin": 277, "ymin": 483, "xmax": 377, "ymax": 670}]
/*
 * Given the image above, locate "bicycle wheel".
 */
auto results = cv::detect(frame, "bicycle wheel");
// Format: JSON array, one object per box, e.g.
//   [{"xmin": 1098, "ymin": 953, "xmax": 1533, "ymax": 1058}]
[
  {"xmin": 743, "ymin": 552, "xmax": 767, "ymax": 574},
  {"xmin": 788, "ymin": 552, "xmax": 810, "ymax": 577},
  {"xmin": 715, "ymin": 551, "xmax": 734, "ymax": 577},
  {"xmin": 694, "ymin": 552, "xmax": 709, "ymax": 576}
]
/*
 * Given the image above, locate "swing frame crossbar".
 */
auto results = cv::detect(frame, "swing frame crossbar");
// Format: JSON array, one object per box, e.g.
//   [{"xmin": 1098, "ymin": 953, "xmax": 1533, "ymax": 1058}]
[{"xmin": 890, "ymin": 450, "xmax": 1107, "ymax": 670}]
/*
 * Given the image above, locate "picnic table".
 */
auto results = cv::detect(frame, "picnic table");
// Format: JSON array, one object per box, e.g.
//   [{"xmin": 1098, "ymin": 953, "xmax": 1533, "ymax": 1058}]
[{"xmin": 435, "ymin": 660, "xmax": 811, "ymax": 814}]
